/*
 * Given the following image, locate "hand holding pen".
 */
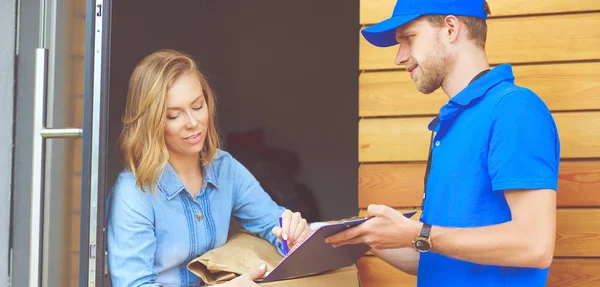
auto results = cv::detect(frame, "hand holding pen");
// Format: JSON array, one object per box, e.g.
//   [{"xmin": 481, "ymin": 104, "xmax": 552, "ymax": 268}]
[
  {"xmin": 272, "ymin": 209, "xmax": 311, "ymax": 255},
  {"xmin": 279, "ymin": 218, "xmax": 289, "ymax": 255}
]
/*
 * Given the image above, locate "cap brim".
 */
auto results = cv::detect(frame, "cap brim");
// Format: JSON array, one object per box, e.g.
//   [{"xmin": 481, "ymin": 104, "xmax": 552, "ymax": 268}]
[{"xmin": 361, "ymin": 14, "xmax": 420, "ymax": 47}]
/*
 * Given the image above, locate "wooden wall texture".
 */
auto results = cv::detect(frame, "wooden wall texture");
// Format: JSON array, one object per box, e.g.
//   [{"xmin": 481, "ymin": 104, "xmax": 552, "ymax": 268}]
[{"xmin": 357, "ymin": 1, "xmax": 600, "ymax": 286}]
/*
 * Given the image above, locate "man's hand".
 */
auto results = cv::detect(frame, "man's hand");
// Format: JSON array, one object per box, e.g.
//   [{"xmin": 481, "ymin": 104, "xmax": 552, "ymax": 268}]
[
  {"xmin": 221, "ymin": 264, "xmax": 267, "ymax": 287},
  {"xmin": 325, "ymin": 204, "xmax": 421, "ymax": 249}
]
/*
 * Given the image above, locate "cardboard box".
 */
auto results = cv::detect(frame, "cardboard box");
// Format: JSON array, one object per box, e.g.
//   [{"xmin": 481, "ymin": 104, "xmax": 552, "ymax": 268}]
[{"xmin": 258, "ymin": 265, "xmax": 360, "ymax": 287}]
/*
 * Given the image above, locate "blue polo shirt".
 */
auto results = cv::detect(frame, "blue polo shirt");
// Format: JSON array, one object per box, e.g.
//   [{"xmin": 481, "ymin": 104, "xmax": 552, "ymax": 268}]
[{"xmin": 417, "ymin": 64, "xmax": 560, "ymax": 287}]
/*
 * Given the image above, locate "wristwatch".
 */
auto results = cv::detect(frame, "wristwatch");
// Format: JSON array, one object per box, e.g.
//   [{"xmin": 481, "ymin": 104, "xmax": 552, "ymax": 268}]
[{"xmin": 412, "ymin": 223, "xmax": 432, "ymax": 253}]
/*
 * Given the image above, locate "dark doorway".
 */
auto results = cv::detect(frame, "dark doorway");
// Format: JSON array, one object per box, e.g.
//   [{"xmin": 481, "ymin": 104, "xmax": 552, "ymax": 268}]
[{"xmin": 108, "ymin": 0, "xmax": 359, "ymax": 223}]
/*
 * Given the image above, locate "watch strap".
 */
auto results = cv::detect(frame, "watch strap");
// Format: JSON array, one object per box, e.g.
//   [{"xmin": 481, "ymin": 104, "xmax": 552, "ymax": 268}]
[{"xmin": 419, "ymin": 223, "xmax": 432, "ymax": 239}]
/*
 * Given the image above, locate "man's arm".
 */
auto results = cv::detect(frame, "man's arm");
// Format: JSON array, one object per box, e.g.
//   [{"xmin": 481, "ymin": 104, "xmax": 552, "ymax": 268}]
[
  {"xmin": 371, "ymin": 248, "xmax": 420, "ymax": 276},
  {"xmin": 430, "ymin": 188, "xmax": 556, "ymax": 268},
  {"xmin": 326, "ymin": 188, "xmax": 556, "ymax": 269}
]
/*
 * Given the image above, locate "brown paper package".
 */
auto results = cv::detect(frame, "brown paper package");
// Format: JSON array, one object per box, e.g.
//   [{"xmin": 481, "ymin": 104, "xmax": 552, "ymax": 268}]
[{"xmin": 187, "ymin": 230, "xmax": 360, "ymax": 287}]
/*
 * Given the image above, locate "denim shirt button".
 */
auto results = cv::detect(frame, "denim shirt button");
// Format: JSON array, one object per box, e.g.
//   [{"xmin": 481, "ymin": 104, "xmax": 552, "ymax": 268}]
[{"xmin": 196, "ymin": 212, "xmax": 204, "ymax": 221}]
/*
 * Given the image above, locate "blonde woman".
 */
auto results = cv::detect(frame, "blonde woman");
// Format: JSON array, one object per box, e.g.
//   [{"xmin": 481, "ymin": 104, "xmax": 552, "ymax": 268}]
[{"xmin": 107, "ymin": 49, "xmax": 311, "ymax": 287}]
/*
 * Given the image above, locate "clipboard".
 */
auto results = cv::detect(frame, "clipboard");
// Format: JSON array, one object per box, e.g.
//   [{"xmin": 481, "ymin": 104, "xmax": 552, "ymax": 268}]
[{"xmin": 261, "ymin": 211, "xmax": 417, "ymax": 282}]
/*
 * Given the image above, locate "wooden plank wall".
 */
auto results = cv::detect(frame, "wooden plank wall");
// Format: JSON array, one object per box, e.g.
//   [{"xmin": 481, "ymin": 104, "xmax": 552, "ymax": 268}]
[{"xmin": 357, "ymin": 1, "xmax": 600, "ymax": 286}]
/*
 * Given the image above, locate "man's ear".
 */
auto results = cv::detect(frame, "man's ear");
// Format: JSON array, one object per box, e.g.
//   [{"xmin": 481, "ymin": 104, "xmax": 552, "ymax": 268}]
[{"xmin": 443, "ymin": 15, "xmax": 461, "ymax": 43}]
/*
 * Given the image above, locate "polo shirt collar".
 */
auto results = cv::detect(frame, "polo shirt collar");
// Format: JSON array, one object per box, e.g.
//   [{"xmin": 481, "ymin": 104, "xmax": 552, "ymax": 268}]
[
  {"xmin": 428, "ymin": 64, "xmax": 516, "ymax": 132},
  {"xmin": 450, "ymin": 64, "xmax": 515, "ymax": 106}
]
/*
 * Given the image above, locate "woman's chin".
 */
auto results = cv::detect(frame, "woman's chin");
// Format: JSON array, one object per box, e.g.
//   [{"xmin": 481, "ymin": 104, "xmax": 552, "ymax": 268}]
[
  {"xmin": 188, "ymin": 143, "xmax": 204, "ymax": 155},
  {"xmin": 168, "ymin": 141, "xmax": 205, "ymax": 158}
]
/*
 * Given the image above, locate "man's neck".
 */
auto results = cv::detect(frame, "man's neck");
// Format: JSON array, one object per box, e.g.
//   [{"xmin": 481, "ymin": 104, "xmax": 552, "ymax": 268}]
[{"xmin": 441, "ymin": 47, "xmax": 490, "ymax": 99}]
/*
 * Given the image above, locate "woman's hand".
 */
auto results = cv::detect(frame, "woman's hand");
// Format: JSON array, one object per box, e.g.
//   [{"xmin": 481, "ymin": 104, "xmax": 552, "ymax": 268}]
[
  {"xmin": 220, "ymin": 264, "xmax": 266, "ymax": 287},
  {"xmin": 272, "ymin": 209, "xmax": 311, "ymax": 249}
]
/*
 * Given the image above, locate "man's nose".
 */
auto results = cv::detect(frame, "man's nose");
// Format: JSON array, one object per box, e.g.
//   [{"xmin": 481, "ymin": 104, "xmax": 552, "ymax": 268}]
[{"xmin": 395, "ymin": 44, "xmax": 410, "ymax": 66}]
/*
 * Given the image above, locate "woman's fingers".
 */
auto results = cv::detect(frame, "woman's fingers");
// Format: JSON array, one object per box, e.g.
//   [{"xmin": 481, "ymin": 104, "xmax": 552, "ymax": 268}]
[
  {"xmin": 279, "ymin": 209, "xmax": 293, "ymax": 243},
  {"xmin": 286, "ymin": 212, "xmax": 302, "ymax": 244},
  {"xmin": 292, "ymin": 218, "xmax": 309, "ymax": 244}
]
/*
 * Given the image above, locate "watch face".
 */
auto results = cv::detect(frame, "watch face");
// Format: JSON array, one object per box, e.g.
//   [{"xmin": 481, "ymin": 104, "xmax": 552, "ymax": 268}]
[{"xmin": 415, "ymin": 239, "xmax": 431, "ymax": 252}]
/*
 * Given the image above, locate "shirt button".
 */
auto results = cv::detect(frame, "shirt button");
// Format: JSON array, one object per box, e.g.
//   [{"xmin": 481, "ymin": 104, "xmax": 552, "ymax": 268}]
[
  {"xmin": 196, "ymin": 212, "xmax": 204, "ymax": 221},
  {"xmin": 435, "ymin": 141, "xmax": 440, "ymax": 147}
]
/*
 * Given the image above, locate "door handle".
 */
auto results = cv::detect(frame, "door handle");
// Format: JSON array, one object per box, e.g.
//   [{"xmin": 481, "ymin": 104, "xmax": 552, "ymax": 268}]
[
  {"xmin": 29, "ymin": 48, "xmax": 84, "ymax": 287},
  {"xmin": 40, "ymin": 128, "xmax": 83, "ymax": 138}
]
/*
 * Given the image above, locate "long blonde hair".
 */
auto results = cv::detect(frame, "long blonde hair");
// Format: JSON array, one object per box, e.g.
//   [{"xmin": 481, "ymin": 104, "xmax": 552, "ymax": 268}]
[{"xmin": 120, "ymin": 49, "xmax": 221, "ymax": 192}]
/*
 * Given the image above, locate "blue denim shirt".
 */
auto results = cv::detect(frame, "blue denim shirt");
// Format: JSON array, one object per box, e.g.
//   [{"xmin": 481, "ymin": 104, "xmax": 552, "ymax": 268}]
[{"xmin": 107, "ymin": 150, "xmax": 286, "ymax": 287}]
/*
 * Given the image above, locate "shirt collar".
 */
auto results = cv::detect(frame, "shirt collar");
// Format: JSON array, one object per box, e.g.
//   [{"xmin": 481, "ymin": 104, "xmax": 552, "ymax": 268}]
[
  {"xmin": 157, "ymin": 161, "xmax": 220, "ymax": 200},
  {"xmin": 427, "ymin": 64, "xmax": 515, "ymax": 131},
  {"xmin": 449, "ymin": 64, "xmax": 515, "ymax": 106}
]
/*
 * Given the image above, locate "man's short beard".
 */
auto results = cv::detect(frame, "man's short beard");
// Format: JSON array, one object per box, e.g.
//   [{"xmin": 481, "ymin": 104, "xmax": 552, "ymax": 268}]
[{"xmin": 415, "ymin": 39, "xmax": 450, "ymax": 94}]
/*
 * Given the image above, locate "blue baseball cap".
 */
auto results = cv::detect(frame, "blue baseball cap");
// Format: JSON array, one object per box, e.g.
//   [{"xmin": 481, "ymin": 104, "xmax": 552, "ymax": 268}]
[{"xmin": 362, "ymin": 0, "xmax": 488, "ymax": 47}]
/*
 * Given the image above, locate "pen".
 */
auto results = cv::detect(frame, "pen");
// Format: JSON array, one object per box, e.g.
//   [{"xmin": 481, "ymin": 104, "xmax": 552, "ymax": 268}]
[{"xmin": 279, "ymin": 217, "xmax": 289, "ymax": 255}]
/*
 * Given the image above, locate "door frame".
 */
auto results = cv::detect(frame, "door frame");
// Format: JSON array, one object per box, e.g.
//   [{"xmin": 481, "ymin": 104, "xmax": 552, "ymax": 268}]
[
  {"xmin": 80, "ymin": 0, "xmax": 112, "ymax": 286},
  {"xmin": 0, "ymin": 0, "xmax": 17, "ymax": 285}
]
